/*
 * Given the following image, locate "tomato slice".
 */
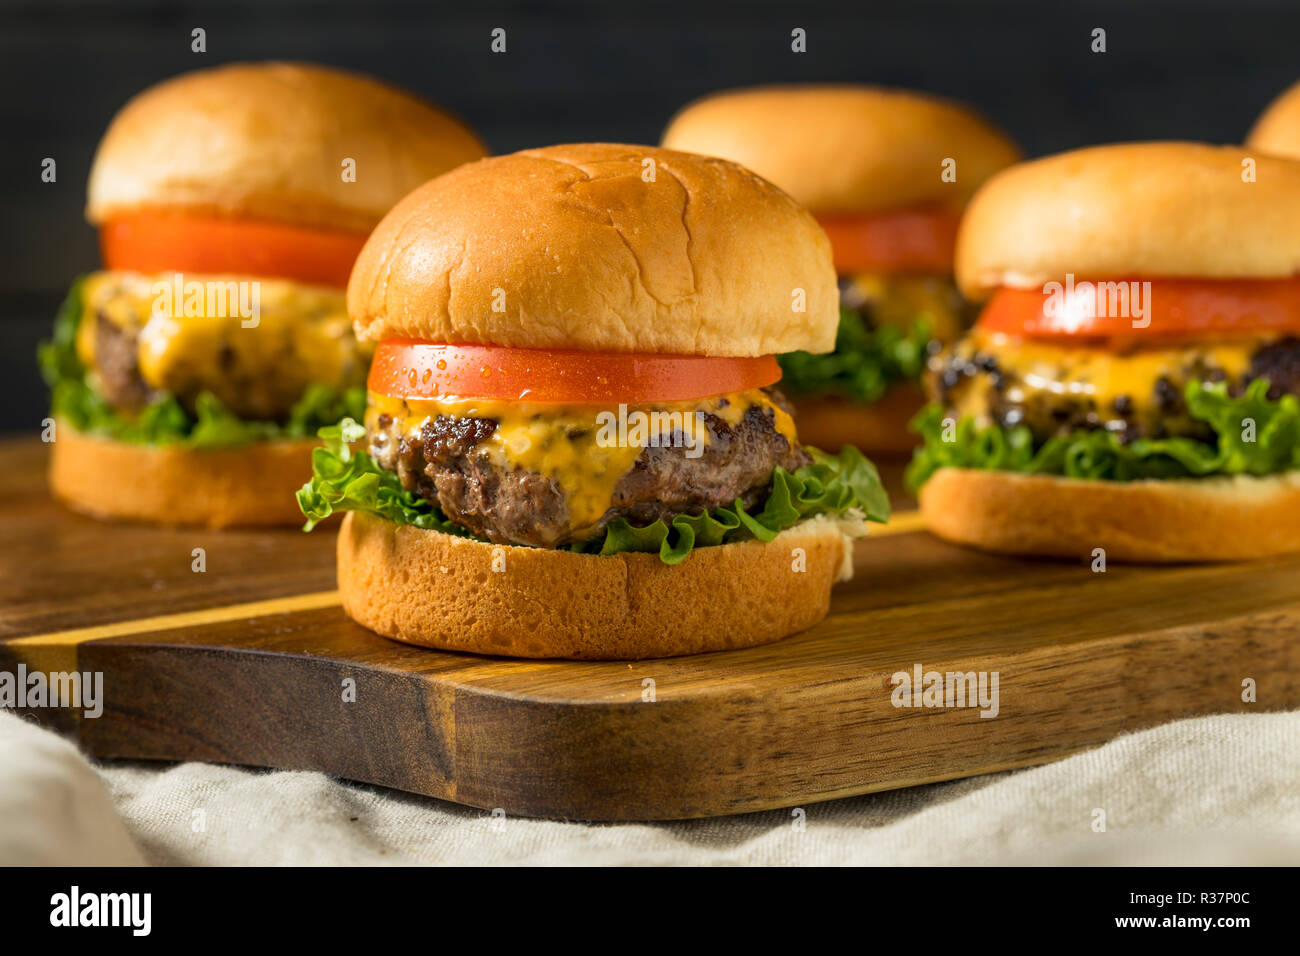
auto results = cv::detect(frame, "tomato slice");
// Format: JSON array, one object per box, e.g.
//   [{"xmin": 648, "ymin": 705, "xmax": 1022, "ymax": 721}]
[
  {"xmin": 368, "ymin": 340, "xmax": 783, "ymax": 404},
  {"xmin": 101, "ymin": 213, "xmax": 369, "ymax": 288},
  {"xmin": 978, "ymin": 278, "xmax": 1300, "ymax": 340},
  {"xmin": 817, "ymin": 206, "xmax": 961, "ymax": 275}
]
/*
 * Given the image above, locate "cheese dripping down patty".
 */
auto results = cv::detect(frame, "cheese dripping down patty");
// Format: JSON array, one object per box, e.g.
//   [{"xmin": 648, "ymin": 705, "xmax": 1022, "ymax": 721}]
[
  {"xmin": 73, "ymin": 270, "xmax": 368, "ymax": 419},
  {"xmin": 366, "ymin": 388, "xmax": 799, "ymax": 537}
]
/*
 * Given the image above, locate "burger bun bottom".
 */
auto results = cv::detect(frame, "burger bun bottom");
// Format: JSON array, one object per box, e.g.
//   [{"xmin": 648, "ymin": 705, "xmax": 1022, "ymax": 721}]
[
  {"xmin": 336, "ymin": 510, "xmax": 863, "ymax": 659},
  {"xmin": 49, "ymin": 421, "xmax": 314, "ymax": 528},
  {"xmin": 919, "ymin": 467, "xmax": 1300, "ymax": 562}
]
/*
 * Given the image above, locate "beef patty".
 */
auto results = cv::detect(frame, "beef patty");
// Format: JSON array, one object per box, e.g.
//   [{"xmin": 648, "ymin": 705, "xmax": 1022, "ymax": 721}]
[
  {"xmin": 94, "ymin": 313, "xmax": 156, "ymax": 410},
  {"xmin": 78, "ymin": 271, "xmax": 365, "ymax": 421},
  {"xmin": 931, "ymin": 334, "xmax": 1300, "ymax": 443},
  {"xmin": 93, "ymin": 312, "xmax": 343, "ymax": 420},
  {"xmin": 367, "ymin": 390, "xmax": 810, "ymax": 548}
]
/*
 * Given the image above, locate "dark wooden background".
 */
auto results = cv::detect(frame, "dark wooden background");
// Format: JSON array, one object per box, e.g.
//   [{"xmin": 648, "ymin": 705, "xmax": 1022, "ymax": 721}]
[{"xmin": 3, "ymin": 0, "xmax": 1296, "ymax": 432}]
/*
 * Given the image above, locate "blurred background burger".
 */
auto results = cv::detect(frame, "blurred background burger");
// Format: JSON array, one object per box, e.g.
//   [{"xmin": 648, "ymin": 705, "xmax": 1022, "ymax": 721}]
[
  {"xmin": 40, "ymin": 62, "xmax": 485, "ymax": 527},
  {"xmin": 1248, "ymin": 79, "xmax": 1300, "ymax": 158},
  {"xmin": 662, "ymin": 85, "xmax": 1020, "ymax": 455},
  {"xmin": 909, "ymin": 142, "xmax": 1300, "ymax": 561}
]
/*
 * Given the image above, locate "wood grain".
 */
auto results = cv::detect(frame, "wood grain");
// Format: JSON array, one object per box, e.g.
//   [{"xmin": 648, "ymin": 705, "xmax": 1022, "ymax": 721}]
[
  {"xmin": 2, "ymin": 437, "xmax": 1296, "ymax": 820},
  {"xmin": 0, "ymin": 438, "xmax": 338, "ymax": 638}
]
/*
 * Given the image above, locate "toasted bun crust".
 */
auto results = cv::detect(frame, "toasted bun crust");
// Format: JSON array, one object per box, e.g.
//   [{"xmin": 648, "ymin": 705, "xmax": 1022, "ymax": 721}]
[
  {"xmin": 791, "ymin": 385, "xmax": 925, "ymax": 455},
  {"xmin": 336, "ymin": 511, "xmax": 856, "ymax": 659},
  {"xmin": 1247, "ymin": 80, "xmax": 1300, "ymax": 159},
  {"xmin": 955, "ymin": 142, "xmax": 1300, "ymax": 299},
  {"xmin": 347, "ymin": 143, "xmax": 839, "ymax": 355},
  {"xmin": 919, "ymin": 467, "xmax": 1300, "ymax": 562},
  {"xmin": 87, "ymin": 62, "xmax": 487, "ymax": 234},
  {"xmin": 661, "ymin": 85, "xmax": 1021, "ymax": 215},
  {"xmin": 49, "ymin": 422, "xmax": 314, "ymax": 528}
]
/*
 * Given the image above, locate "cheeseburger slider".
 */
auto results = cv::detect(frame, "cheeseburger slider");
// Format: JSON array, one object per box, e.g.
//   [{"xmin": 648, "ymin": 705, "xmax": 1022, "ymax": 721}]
[
  {"xmin": 298, "ymin": 144, "xmax": 889, "ymax": 659},
  {"xmin": 908, "ymin": 142, "xmax": 1300, "ymax": 561},
  {"xmin": 662, "ymin": 85, "xmax": 1020, "ymax": 453},
  {"xmin": 40, "ymin": 62, "xmax": 486, "ymax": 526},
  {"xmin": 1247, "ymin": 79, "xmax": 1300, "ymax": 158}
]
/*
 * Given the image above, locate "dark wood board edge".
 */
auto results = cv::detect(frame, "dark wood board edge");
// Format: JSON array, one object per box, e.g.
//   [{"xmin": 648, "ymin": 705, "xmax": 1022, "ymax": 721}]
[{"xmin": 62, "ymin": 602, "xmax": 1299, "ymax": 821}]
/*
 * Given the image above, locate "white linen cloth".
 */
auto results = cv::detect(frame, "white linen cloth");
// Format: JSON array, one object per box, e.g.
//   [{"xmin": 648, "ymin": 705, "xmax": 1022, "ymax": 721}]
[
  {"xmin": 0, "ymin": 711, "xmax": 144, "ymax": 865},
  {"xmin": 2, "ymin": 708, "xmax": 1297, "ymax": 865}
]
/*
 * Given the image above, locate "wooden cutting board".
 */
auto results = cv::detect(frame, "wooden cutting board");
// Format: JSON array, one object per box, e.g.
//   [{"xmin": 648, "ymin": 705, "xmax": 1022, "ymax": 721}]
[{"xmin": 2, "ymin": 436, "xmax": 1297, "ymax": 821}]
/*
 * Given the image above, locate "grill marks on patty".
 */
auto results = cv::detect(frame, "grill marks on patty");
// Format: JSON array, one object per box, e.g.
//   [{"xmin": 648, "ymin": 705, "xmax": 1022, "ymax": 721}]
[{"xmin": 368, "ymin": 390, "xmax": 810, "ymax": 548}]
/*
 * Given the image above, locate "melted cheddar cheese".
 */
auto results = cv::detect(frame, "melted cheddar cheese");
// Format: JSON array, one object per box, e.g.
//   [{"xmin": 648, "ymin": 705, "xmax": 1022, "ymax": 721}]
[
  {"xmin": 843, "ymin": 272, "xmax": 967, "ymax": 343},
  {"xmin": 934, "ymin": 328, "xmax": 1271, "ymax": 439},
  {"xmin": 75, "ymin": 270, "xmax": 367, "ymax": 418},
  {"xmin": 367, "ymin": 388, "xmax": 797, "ymax": 535},
  {"xmin": 953, "ymin": 330, "xmax": 1256, "ymax": 412}
]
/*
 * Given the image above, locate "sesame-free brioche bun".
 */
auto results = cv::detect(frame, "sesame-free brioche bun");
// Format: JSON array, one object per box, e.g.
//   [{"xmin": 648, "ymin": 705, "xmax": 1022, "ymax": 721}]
[
  {"xmin": 336, "ymin": 511, "xmax": 859, "ymax": 659},
  {"xmin": 49, "ymin": 421, "xmax": 318, "ymax": 528},
  {"xmin": 919, "ymin": 468, "xmax": 1300, "ymax": 562},
  {"xmin": 1247, "ymin": 80, "xmax": 1300, "ymax": 159},
  {"xmin": 87, "ymin": 62, "xmax": 487, "ymax": 235},
  {"xmin": 347, "ymin": 143, "xmax": 839, "ymax": 355},
  {"xmin": 790, "ymin": 385, "xmax": 925, "ymax": 455},
  {"xmin": 955, "ymin": 142, "xmax": 1300, "ymax": 300},
  {"xmin": 661, "ymin": 85, "xmax": 1021, "ymax": 216}
]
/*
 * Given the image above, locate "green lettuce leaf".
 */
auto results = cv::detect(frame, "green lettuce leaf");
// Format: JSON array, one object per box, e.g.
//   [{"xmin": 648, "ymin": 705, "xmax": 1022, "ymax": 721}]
[
  {"xmin": 38, "ymin": 280, "xmax": 87, "ymax": 391},
  {"xmin": 38, "ymin": 277, "xmax": 364, "ymax": 448},
  {"xmin": 296, "ymin": 419, "xmax": 471, "ymax": 533},
  {"xmin": 905, "ymin": 378, "xmax": 1300, "ymax": 493},
  {"xmin": 592, "ymin": 445, "xmax": 890, "ymax": 564},
  {"xmin": 778, "ymin": 306, "xmax": 931, "ymax": 404},
  {"xmin": 298, "ymin": 422, "xmax": 891, "ymax": 564}
]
